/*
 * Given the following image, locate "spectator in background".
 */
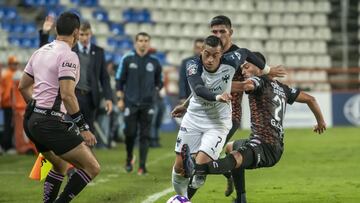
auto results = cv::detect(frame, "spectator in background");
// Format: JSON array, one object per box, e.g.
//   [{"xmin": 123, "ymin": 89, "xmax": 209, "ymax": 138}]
[
  {"xmin": 150, "ymin": 88, "xmax": 165, "ymax": 148},
  {"xmin": 39, "ymin": 17, "xmax": 113, "ymax": 148},
  {"xmin": 12, "ymin": 63, "xmax": 37, "ymax": 154},
  {"xmin": 178, "ymin": 38, "xmax": 204, "ymax": 103},
  {"xmin": 115, "ymin": 32, "xmax": 163, "ymax": 175},
  {"xmin": 0, "ymin": 56, "xmax": 19, "ymax": 153}
]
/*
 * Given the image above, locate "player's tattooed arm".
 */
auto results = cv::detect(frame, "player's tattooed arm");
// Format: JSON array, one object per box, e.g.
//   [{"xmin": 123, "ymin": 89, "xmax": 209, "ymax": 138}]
[
  {"xmin": 231, "ymin": 80, "xmax": 255, "ymax": 92},
  {"xmin": 295, "ymin": 91, "xmax": 326, "ymax": 134},
  {"xmin": 268, "ymin": 65, "xmax": 287, "ymax": 78}
]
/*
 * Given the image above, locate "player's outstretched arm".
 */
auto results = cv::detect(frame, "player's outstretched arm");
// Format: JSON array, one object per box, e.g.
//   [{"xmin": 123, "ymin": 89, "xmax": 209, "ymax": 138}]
[
  {"xmin": 295, "ymin": 91, "xmax": 326, "ymax": 134},
  {"xmin": 268, "ymin": 65, "xmax": 287, "ymax": 78},
  {"xmin": 231, "ymin": 79, "xmax": 255, "ymax": 93}
]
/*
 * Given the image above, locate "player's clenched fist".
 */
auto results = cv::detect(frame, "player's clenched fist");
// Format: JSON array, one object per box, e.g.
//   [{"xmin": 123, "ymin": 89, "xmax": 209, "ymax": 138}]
[{"xmin": 216, "ymin": 92, "xmax": 232, "ymax": 103}]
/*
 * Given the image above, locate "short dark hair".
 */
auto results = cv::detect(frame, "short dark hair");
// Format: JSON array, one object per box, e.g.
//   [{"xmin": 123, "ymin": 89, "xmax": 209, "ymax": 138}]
[
  {"xmin": 135, "ymin": 32, "xmax": 151, "ymax": 41},
  {"xmin": 56, "ymin": 12, "xmax": 80, "ymax": 36},
  {"xmin": 210, "ymin": 15, "xmax": 232, "ymax": 28},
  {"xmin": 204, "ymin": 35, "xmax": 223, "ymax": 49},
  {"xmin": 253, "ymin": 52, "xmax": 266, "ymax": 64},
  {"xmin": 80, "ymin": 20, "xmax": 91, "ymax": 31},
  {"xmin": 194, "ymin": 38, "xmax": 204, "ymax": 44}
]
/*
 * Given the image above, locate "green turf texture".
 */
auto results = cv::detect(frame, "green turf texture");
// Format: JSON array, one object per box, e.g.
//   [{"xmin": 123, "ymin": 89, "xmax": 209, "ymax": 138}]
[{"xmin": 0, "ymin": 127, "xmax": 359, "ymax": 203}]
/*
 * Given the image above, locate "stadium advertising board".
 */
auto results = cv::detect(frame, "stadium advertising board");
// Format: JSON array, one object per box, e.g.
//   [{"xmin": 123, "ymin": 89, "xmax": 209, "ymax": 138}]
[{"xmin": 332, "ymin": 93, "xmax": 360, "ymax": 126}]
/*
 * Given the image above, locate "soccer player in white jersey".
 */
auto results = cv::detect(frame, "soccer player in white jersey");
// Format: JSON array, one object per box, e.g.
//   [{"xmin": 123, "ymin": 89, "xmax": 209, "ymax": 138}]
[{"xmin": 171, "ymin": 35, "xmax": 273, "ymax": 198}]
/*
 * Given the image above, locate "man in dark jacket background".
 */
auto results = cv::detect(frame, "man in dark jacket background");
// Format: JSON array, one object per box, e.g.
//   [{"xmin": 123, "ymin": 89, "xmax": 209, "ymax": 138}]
[{"xmin": 115, "ymin": 32, "xmax": 163, "ymax": 175}]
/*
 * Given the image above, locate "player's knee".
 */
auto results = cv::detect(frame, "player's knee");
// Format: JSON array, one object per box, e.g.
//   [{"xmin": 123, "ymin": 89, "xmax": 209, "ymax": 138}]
[
  {"xmin": 230, "ymin": 151, "xmax": 243, "ymax": 168},
  {"xmin": 86, "ymin": 160, "xmax": 101, "ymax": 178},
  {"xmin": 225, "ymin": 142, "xmax": 234, "ymax": 154}
]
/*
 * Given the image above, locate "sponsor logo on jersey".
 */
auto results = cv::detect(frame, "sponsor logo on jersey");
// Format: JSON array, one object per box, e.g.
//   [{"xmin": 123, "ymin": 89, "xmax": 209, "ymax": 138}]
[
  {"xmin": 129, "ymin": 63, "xmax": 138, "ymax": 69},
  {"xmin": 343, "ymin": 94, "xmax": 360, "ymax": 125},
  {"xmin": 187, "ymin": 63, "xmax": 197, "ymax": 76},
  {"xmin": 146, "ymin": 63, "xmax": 154, "ymax": 72},
  {"xmin": 180, "ymin": 126, "xmax": 187, "ymax": 132},
  {"xmin": 62, "ymin": 62, "xmax": 77, "ymax": 69}
]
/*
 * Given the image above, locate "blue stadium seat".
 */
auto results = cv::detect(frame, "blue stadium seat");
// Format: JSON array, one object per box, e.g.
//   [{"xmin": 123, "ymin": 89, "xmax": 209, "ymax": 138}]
[
  {"xmin": 24, "ymin": 23, "xmax": 36, "ymax": 33},
  {"xmin": 153, "ymin": 51, "xmax": 167, "ymax": 65},
  {"xmin": 46, "ymin": 6, "xmax": 65, "ymax": 17},
  {"xmin": 123, "ymin": 9, "xmax": 152, "ymax": 23},
  {"xmin": 117, "ymin": 38, "xmax": 133, "ymax": 50},
  {"xmin": 93, "ymin": 9, "xmax": 108, "ymax": 22},
  {"xmin": 71, "ymin": 0, "xmax": 98, "ymax": 7},
  {"xmin": 110, "ymin": 23, "xmax": 124, "ymax": 35},
  {"xmin": 104, "ymin": 51, "xmax": 114, "ymax": 62},
  {"xmin": 0, "ymin": 7, "xmax": 17, "ymax": 20}
]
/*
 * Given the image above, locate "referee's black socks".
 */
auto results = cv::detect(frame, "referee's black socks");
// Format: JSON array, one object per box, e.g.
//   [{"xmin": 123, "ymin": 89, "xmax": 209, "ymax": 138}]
[
  {"xmin": 55, "ymin": 169, "xmax": 92, "ymax": 202},
  {"xmin": 44, "ymin": 170, "xmax": 64, "ymax": 203}
]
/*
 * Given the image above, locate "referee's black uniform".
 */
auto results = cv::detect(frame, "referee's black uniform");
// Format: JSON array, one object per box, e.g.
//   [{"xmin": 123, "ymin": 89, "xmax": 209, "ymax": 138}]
[{"xmin": 115, "ymin": 50, "xmax": 163, "ymax": 172}]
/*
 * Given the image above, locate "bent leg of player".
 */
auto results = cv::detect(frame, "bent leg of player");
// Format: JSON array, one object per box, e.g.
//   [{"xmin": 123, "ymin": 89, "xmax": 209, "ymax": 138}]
[
  {"xmin": 55, "ymin": 143, "xmax": 100, "ymax": 202},
  {"xmin": 42, "ymin": 151, "xmax": 68, "ymax": 203},
  {"xmin": 187, "ymin": 127, "xmax": 228, "ymax": 199},
  {"xmin": 172, "ymin": 121, "xmax": 202, "ymax": 197}
]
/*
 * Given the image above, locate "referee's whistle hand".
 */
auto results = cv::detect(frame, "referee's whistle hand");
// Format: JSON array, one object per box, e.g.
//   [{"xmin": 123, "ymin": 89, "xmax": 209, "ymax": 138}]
[{"xmin": 80, "ymin": 131, "xmax": 97, "ymax": 146}]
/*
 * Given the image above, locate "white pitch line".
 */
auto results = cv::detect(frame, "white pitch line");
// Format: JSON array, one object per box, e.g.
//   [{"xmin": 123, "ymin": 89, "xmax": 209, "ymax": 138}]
[
  {"xmin": 89, "ymin": 152, "xmax": 174, "ymax": 187},
  {"xmin": 141, "ymin": 187, "xmax": 173, "ymax": 203}
]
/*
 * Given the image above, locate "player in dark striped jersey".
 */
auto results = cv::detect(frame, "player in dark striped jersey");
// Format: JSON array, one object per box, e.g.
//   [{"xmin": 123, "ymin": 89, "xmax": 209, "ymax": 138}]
[{"xmin": 182, "ymin": 52, "xmax": 326, "ymax": 203}]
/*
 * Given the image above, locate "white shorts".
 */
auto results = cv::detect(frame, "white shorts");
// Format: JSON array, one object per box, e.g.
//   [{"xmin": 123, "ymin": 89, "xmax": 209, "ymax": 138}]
[{"xmin": 174, "ymin": 113, "xmax": 232, "ymax": 160}]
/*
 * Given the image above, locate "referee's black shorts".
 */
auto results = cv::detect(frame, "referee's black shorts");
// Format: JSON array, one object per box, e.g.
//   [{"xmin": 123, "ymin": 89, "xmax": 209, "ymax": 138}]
[
  {"xmin": 24, "ymin": 112, "xmax": 84, "ymax": 155},
  {"xmin": 232, "ymin": 137, "xmax": 283, "ymax": 169}
]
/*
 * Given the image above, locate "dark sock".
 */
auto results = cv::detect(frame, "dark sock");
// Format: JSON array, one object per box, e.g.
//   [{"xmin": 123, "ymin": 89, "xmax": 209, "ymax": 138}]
[
  {"xmin": 43, "ymin": 170, "xmax": 64, "ymax": 203},
  {"xmin": 197, "ymin": 154, "xmax": 237, "ymax": 175},
  {"xmin": 187, "ymin": 187, "xmax": 197, "ymax": 199},
  {"xmin": 223, "ymin": 171, "xmax": 232, "ymax": 179},
  {"xmin": 139, "ymin": 139, "xmax": 149, "ymax": 169},
  {"xmin": 55, "ymin": 169, "xmax": 92, "ymax": 202},
  {"xmin": 187, "ymin": 176, "xmax": 198, "ymax": 199},
  {"xmin": 125, "ymin": 136, "xmax": 134, "ymax": 159},
  {"xmin": 232, "ymin": 166, "xmax": 246, "ymax": 203},
  {"xmin": 235, "ymin": 193, "xmax": 247, "ymax": 203}
]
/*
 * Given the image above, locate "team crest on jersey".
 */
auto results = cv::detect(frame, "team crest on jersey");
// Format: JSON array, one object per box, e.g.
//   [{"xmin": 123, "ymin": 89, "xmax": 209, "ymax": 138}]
[
  {"xmin": 234, "ymin": 51, "xmax": 242, "ymax": 60},
  {"xmin": 129, "ymin": 63, "xmax": 138, "ymax": 69},
  {"xmin": 187, "ymin": 64, "xmax": 197, "ymax": 76},
  {"xmin": 146, "ymin": 63, "xmax": 154, "ymax": 72},
  {"xmin": 222, "ymin": 74, "xmax": 230, "ymax": 83}
]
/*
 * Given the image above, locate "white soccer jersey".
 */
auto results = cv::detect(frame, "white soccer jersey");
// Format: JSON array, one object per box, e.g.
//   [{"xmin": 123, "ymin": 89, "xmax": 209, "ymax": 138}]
[
  {"xmin": 187, "ymin": 63, "xmax": 235, "ymax": 122},
  {"xmin": 174, "ymin": 48, "xmax": 267, "ymax": 159}
]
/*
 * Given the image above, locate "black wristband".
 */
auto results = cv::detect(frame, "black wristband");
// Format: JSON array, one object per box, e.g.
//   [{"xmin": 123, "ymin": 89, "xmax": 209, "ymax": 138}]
[{"xmin": 70, "ymin": 111, "xmax": 90, "ymax": 131}]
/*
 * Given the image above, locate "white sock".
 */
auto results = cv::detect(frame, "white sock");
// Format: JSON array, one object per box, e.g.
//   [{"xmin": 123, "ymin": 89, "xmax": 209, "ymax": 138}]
[{"xmin": 172, "ymin": 167, "xmax": 189, "ymax": 197}]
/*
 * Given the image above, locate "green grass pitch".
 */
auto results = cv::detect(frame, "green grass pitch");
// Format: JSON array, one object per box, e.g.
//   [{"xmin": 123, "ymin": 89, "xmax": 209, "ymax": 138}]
[{"xmin": 0, "ymin": 127, "xmax": 359, "ymax": 203}]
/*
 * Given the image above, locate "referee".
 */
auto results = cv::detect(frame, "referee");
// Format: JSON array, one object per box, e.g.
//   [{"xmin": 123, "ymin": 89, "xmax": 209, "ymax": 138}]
[{"xmin": 18, "ymin": 12, "xmax": 100, "ymax": 203}]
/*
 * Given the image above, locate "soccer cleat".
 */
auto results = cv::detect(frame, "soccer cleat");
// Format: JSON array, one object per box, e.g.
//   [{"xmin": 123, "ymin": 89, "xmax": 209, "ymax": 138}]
[
  {"xmin": 137, "ymin": 167, "xmax": 147, "ymax": 175},
  {"xmin": 124, "ymin": 155, "xmax": 136, "ymax": 173},
  {"xmin": 181, "ymin": 144, "xmax": 194, "ymax": 178},
  {"xmin": 224, "ymin": 175, "xmax": 234, "ymax": 197}
]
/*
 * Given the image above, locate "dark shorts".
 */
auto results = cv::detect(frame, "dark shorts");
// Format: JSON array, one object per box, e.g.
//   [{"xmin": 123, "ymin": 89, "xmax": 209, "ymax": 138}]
[
  {"xmin": 233, "ymin": 138, "xmax": 283, "ymax": 169},
  {"xmin": 24, "ymin": 111, "xmax": 84, "ymax": 155}
]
